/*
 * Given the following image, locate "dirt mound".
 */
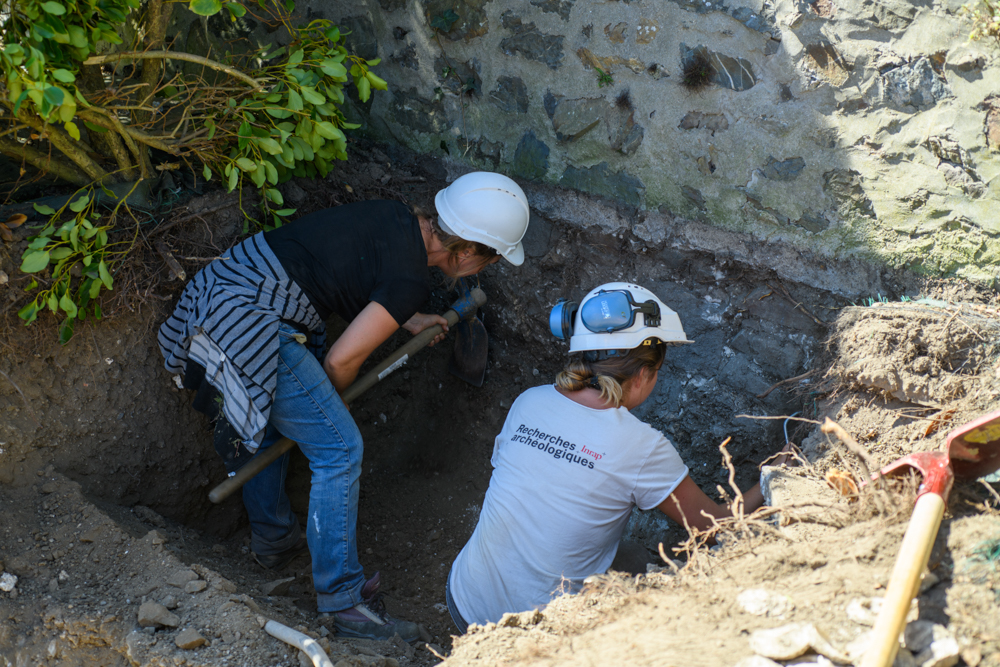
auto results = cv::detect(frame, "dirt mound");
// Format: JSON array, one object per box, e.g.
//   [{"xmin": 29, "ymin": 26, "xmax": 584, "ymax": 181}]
[{"xmin": 444, "ymin": 300, "xmax": 1000, "ymax": 667}]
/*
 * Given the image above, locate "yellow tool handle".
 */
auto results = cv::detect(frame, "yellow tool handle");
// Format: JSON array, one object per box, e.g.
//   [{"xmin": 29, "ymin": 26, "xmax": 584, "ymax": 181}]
[{"xmin": 860, "ymin": 492, "xmax": 945, "ymax": 667}]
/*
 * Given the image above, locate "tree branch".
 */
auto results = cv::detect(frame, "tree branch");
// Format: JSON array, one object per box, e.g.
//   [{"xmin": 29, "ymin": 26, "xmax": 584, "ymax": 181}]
[
  {"xmin": 13, "ymin": 108, "xmax": 110, "ymax": 182},
  {"xmin": 77, "ymin": 108, "xmax": 183, "ymax": 154},
  {"xmin": 0, "ymin": 137, "xmax": 92, "ymax": 185},
  {"xmin": 84, "ymin": 51, "xmax": 264, "ymax": 90}
]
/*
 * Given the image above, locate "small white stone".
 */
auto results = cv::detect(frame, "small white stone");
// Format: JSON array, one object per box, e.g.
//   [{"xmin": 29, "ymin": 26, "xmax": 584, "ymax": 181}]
[
  {"xmin": 749, "ymin": 624, "xmax": 850, "ymax": 663},
  {"xmin": 846, "ymin": 597, "xmax": 883, "ymax": 626},
  {"xmin": 737, "ymin": 589, "xmax": 796, "ymax": 618},
  {"xmin": 0, "ymin": 573, "xmax": 17, "ymax": 592}
]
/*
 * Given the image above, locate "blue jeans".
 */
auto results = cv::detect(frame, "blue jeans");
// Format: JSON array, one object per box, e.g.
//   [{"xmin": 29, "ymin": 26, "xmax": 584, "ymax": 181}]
[{"xmin": 242, "ymin": 324, "xmax": 365, "ymax": 612}]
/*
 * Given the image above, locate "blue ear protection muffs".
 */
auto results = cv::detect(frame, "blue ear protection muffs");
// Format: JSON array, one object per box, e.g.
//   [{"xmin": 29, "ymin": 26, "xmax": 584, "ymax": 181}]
[
  {"xmin": 580, "ymin": 290, "xmax": 661, "ymax": 333},
  {"xmin": 549, "ymin": 299, "xmax": 578, "ymax": 340}
]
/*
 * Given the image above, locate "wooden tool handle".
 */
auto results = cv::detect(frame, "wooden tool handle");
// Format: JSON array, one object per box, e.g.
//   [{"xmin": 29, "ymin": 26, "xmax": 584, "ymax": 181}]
[
  {"xmin": 207, "ymin": 288, "xmax": 487, "ymax": 504},
  {"xmin": 860, "ymin": 493, "xmax": 946, "ymax": 667}
]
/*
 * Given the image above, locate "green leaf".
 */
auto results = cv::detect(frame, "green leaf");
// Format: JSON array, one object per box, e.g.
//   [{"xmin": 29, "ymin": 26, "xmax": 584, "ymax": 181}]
[
  {"xmin": 227, "ymin": 167, "xmax": 239, "ymax": 191},
  {"xmin": 34, "ymin": 203, "xmax": 56, "ymax": 215},
  {"xmin": 43, "ymin": 86, "xmax": 64, "ymax": 107},
  {"xmin": 235, "ymin": 157, "xmax": 257, "ymax": 172},
  {"xmin": 50, "ymin": 247, "xmax": 72, "ymax": 260},
  {"xmin": 69, "ymin": 195, "xmax": 90, "ymax": 212},
  {"xmin": 264, "ymin": 106, "xmax": 292, "ymax": 119},
  {"xmin": 52, "ymin": 68, "xmax": 75, "ymax": 83},
  {"xmin": 250, "ymin": 164, "xmax": 266, "ymax": 187},
  {"xmin": 205, "ymin": 118, "xmax": 216, "ymax": 140},
  {"xmin": 58, "ymin": 318, "xmax": 75, "ymax": 345},
  {"xmin": 24, "ymin": 278, "xmax": 38, "ymax": 291},
  {"xmin": 287, "ymin": 90, "xmax": 303, "ymax": 111},
  {"xmin": 320, "ymin": 60, "xmax": 347, "ymax": 78},
  {"xmin": 287, "ymin": 49, "xmax": 304, "ymax": 66},
  {"xmin": 265, "ymin": 188, "xmax": 283, "ymax": 205},
  {"xmin": 225, "ymin": 2, "xmax": 247, "ymax": 17},
  {"xmin": 356, "ymin": 75, "xmax": 371, "ymax": 103},
  {"xmin": 89, "ymin": 278, "xmax": 101, "ymax": 298},
  {"xmin": 189, "ymin": 0, "xmax": 223, "ymax": 15},
  {"xmin": 83, "ymin": 120, "xmax": 109, "ymax": 134},
  {"xmin": 70, "ymin": 225, "xmax": 80, "ymax": 250},
  {"xmin": 98, "ymin": 260, "xmax": 113, "ymax": 289},
  {"xmin": 64, "ymin": 121, "xmax": 80, "ymax": 140},
  {"xmin": 18, "ymin": 301, "xmax": 40, "ymax": 324},
  {"xmin": 20, "ymin": 250, "xmax": 50, "ymax": 273},
  {"xmin": 97, "ymin": 229, "xmax": 107, "ymax": 247},
  {"xmin": 57, "ymin": 97, "xmax": 76, "ymax": 123},
  {"xmin": 67, "ymin": 25, "xmax": 87, "ymax": 48},
  {"xmin": 314, "ymin": 121, "xmax": 345, "ymax": 141},
  {"xmin": 94, "ymin": 302, "xmax": 102, "ymax": 319},
  {"xmin": 237, "ymin": 120, "xmax": 251, "ymax": 150},
  {"xmin": 48, "ymin": 294, "xmax": 59, "ymax": 312},
  {"xmin": 40, "ymin": 1, "xmax": 66, "ymax": 14},
  {"xmin": 28, "ymin": 237, "xmax": 49, "ymax": 250},
  {"xmin": 366, "ymin": 72, "xmax": 388, "ymax": 91},
  {"xmin": 366, "ymin": 58, "xmax": 382, "ymax": 67},
  {"xmin": 255, "ymin": 137, "xmax": 282, "ymax": 155},
  {"xmin": 301, "ymin": 87, "xmax": 325, "ymax": 105},
  {"xmin": 58, "ymin": 293, "xmax": 77, "ymax": 318},
  {"xmin": 263, "ymin": 160, "xmax": 278, "ymax": 184},
  {"xmin": 274, "ymin": 208, "xmax": 297, "ymax": 216},
  {"xmin": 202, "ymin": 165, "xmax": 212, "ymax": 181}
]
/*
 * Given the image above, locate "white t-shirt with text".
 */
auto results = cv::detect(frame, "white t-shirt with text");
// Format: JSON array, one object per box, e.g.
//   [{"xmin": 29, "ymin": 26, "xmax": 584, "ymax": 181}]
[{"xmin": 449, "ymin": 385, "xmax": 689, "ymax": 626}]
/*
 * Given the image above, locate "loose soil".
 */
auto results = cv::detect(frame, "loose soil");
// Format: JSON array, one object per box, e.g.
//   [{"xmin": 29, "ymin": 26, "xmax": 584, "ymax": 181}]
[{"xmin": 1, "ymin": 140, "xmax": 998, "ymax": 667}]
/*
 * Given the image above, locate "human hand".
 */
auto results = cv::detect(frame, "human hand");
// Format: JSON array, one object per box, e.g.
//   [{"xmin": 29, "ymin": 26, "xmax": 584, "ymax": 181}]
[
  {"xmin": 402, "ymin": 312, "xmax": 449, "ymax": 346},
  {"xmin": 768, "ymin": 442, "xmax": 798, "ymax": 468}
]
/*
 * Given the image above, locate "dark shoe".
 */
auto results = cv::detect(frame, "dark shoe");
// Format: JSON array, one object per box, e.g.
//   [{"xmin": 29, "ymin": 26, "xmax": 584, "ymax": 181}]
[
  {"xmin": 325, "ymin": 572, "xmax": 420, "ymax": 643},
  {"xmin": 252, "ymin": 535, "xmax": 308, "ymax": 570}
]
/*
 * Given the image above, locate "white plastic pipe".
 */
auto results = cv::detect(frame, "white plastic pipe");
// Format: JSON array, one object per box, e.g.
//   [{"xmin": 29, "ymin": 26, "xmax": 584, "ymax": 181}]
[{"xmin": 264, "ymin": 620, "xmax": 334, "ymax": 667}]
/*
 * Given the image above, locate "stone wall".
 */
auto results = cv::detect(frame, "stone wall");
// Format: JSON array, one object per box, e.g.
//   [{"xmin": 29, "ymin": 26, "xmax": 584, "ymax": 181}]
[{"xmin": 290, "ymin": 0, "xmax": 997, "ymax": 285}]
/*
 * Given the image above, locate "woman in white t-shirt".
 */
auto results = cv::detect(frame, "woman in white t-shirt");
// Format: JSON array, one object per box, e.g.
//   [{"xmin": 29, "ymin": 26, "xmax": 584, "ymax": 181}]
[{"xmin": 446, "ymin": 282, "xmax": 789, "ymax": 630}]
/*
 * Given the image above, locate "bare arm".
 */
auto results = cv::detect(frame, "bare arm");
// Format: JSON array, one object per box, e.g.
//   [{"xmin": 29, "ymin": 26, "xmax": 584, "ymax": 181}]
[
  {"xmin": 657, "ymin": 444, "xmax": 794, "ymax": 531},
  {"xmin": 324, "ymin": 301, "xmax": 401, "ymax": 393},
  {"xmin": 657, "ymin": 476, "xmax": 735, "ymax": 532}
]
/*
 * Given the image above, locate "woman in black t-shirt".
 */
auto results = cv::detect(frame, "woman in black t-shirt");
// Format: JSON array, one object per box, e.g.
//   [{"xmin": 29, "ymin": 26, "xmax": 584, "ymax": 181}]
[{"xmin": 159, "ymin": 171, "xmax": 530, "ymax": 642}]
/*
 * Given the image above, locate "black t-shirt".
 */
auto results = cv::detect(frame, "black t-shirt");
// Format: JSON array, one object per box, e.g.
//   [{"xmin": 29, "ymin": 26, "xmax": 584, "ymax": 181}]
[{"xmin": 264, "ymin": 200, "xmax": 430, "ymax": 325}]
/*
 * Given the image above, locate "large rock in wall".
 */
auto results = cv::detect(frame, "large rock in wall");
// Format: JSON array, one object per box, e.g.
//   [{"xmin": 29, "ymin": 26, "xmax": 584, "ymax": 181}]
[{"xmin": 269, "ymin": 0, "xmax": 997, "ymax": 283}]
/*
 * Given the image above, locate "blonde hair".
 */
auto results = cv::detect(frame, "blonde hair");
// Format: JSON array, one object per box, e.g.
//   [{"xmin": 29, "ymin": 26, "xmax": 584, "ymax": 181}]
[{"xmin": 555, "ymin": 341, "xmax": 666, "ymax": 408}]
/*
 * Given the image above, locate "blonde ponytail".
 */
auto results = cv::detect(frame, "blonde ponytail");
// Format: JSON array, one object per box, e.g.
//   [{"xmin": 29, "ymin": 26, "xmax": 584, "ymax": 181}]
[{"xmin": 555, "ymin": 341, "xmax": 666, "ymax": 408}]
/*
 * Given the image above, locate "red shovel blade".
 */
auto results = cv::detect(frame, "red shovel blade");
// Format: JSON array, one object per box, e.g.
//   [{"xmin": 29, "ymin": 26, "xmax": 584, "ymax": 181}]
[
  {"xmin": 945, "ymin": 408, "xmax": 1000, "ymax": 480},
  {"xmin": 878, "ymin": 451, "xmax": 954, "ymax": 500}
]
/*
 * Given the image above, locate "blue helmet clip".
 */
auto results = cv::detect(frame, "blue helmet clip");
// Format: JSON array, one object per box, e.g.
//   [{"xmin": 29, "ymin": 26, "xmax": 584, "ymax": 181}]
[{"xmin": 549, "ymin": 299, "xmax": 578, "ymax": 340}]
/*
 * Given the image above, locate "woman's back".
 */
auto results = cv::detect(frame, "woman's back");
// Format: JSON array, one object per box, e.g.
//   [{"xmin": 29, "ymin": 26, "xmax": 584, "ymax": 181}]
[{"xmin": 449, "ymin": 385, "xmax": 688, "ymax": 625}]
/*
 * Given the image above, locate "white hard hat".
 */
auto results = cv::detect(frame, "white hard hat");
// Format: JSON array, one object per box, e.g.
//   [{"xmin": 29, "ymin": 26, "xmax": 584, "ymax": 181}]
[
  {"xmin": 434, "ymin": 171, "xmax": 530, "ymax": 266},
  {"xmin": 549, "ymin": 282, "xmax": 692, "ymax": 353}
]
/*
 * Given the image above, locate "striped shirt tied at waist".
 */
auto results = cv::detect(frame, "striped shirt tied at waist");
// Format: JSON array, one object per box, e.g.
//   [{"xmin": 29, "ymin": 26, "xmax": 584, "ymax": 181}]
[{"xmin": 157, "ymin": 233, "xmax": 326, "ymax": 449}]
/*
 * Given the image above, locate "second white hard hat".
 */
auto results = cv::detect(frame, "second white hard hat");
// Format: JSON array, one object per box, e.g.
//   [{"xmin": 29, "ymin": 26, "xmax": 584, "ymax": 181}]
[
  {"xmin": 434, "ymin": 171, "xmax": 530, "ymax": 265},
  {"xmin": 550, "ymin": 282, "xmax": 692, "ymax": 353}
]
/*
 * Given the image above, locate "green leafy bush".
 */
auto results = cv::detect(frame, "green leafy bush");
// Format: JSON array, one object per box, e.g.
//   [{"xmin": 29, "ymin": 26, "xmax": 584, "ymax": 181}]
[{"xmin": 1, "ymin": 0, "xmax": 386, "ymax": 340}]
